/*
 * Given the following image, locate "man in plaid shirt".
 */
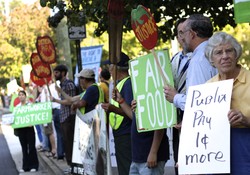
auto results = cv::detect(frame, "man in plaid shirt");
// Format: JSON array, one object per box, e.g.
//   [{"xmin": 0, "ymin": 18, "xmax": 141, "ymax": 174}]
[{"xmin": 53, "ymin": 64, "xmax": 77, "ymax": 173}]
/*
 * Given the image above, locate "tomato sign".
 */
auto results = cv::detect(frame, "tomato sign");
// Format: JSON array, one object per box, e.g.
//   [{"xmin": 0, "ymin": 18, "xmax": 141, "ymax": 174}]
[
  {"xmin": 30, "ymin": 53, "xmax": 51, "ymax": 78},
  {"xmin": 131, "ymin": 5, "xmax": 158, "ymax": 50},
  {"xmin": 36, "ymin": 36, "xmax": 56, "ymax": 64},
  {"xmin": 30, "ymin": 70, "xmax": 51, "ymax": 86}
]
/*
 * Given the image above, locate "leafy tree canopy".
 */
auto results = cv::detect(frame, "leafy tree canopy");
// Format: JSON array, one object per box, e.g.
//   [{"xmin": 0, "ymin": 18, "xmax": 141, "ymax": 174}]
[
  {"xmin": 42, "ymin": 0, "xmax": 236, "ymax": 42},
  {"xmin": 0, "ymin": 0, "xmax": 52, "ymax": 86}
]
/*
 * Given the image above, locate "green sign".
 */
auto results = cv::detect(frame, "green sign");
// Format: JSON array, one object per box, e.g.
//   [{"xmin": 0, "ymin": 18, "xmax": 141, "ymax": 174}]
[
  {"xmin": 129, "ymin": 50, "xmax": 176, "ymax": 132},
  {"xmin": 234, "ymin": 0, "xmax": 250, "ymax": 23},
  {"xmin": 12, "ymin": 102, "xmax": 52, "ymax": 128}
]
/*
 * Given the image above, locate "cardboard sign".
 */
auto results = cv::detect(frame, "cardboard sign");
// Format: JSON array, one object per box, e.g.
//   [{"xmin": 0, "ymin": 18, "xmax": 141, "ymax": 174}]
[
  {"xmin": 30, "ymin": 53, "xmax": 51, "ymax": 78},
  {"xmin": 12, "ymin": 102, "xmax": 52, "ymax": 128},
  {"xmin": 129, "ymin": 50, "xmax": 176, "ymax": 132},
  {"xmin": 72, "ymin": 106, "xmax": 108, "ymax": 175},
  {"xmin": 178, "ymin": 79, "xmax": 233, "ymax": 174},
  {"xmin": 30, "ymin": 70, "xmax": 51, "ymax": 86},
  {"xmin": 36, "ymin": 36, "xmax": 56, "ymax": 64},
  {"xmin": 131, "ymin": 5, "xmax": 158, "ymax": 50}
]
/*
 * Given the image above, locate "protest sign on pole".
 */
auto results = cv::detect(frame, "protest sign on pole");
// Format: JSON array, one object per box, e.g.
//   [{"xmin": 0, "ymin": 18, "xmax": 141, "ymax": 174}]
[
  {"xmin": 178, "ymin": 79, "xmax": 233, "ymax": 174},
  {"xmin": 11, "ymin": 102, "xmax": 52, "ymax": 128},
  {"xmin": 75, "ymin": 45, "xmax": 103, "ymax": 85},
  {"xmin": 233, "ymin": 0, "xmax": 250, "ymax": 23},
  {"xmin": 129, "ymin": 49, "xmax": 176, "ymax": 132}
]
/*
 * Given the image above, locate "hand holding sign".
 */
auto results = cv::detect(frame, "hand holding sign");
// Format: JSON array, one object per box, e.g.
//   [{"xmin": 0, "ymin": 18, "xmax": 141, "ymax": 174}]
[{"xmin": 131, "ymin": 5, "xmax": 167, "ymax": 85}]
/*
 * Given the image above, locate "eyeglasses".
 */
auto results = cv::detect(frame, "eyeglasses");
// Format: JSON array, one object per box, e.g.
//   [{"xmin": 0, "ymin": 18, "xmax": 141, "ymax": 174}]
[{"xmin": 178, "ymin": 29, "xmax": 191, "ymax": 39}]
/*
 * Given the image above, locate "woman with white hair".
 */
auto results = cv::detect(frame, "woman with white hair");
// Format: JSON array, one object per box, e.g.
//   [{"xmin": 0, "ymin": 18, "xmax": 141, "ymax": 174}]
[{"xmin": 205, "ymin": 31, "xmax": 250, "ymax": 174}]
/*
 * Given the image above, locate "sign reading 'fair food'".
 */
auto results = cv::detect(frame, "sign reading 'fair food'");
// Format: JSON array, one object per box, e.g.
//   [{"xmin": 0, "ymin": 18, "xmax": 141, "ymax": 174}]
[{"xmin": 129, "ymin": 50, "xmax": 176, "ymax": 132}]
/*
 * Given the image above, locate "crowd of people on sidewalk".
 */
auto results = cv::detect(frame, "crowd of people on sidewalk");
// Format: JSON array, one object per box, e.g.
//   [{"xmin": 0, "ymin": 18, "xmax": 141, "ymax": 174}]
[{"xmin": 8, "ymin": 13, "xmax": 250, "ymax": 175}]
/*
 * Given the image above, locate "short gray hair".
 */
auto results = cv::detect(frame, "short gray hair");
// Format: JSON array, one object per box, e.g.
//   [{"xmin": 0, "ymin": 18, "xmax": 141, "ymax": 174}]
[{"xmin": 205, "ymin": 32, "xmax": 242, "ymax": 63}]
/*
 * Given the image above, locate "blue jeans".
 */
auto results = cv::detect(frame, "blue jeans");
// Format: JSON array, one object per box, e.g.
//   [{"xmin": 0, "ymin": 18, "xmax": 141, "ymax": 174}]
[
  {"xmin": 41, "ymin": 125, "xmax": 50, "ymax": 151},
  {"xmin": 129, "ymin": 161, "xmax": 166, "ymax": 175},
  {"xmin": 35, "ymin": 125, "xmax": 43, "ymax": 143},
  {"xmin": 53, "ymin": 108, "xmax": 64, "ymax": 159}
]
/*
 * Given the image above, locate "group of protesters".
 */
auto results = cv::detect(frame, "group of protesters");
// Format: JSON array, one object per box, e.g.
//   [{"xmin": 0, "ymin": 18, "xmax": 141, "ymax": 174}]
[
  {"xmin": 99, "ymin": 13, "xmax": 250, "ymax": 175},
  {"xmin": 12, "ymin": 13, "xmax": 250, "ymax": 175}
]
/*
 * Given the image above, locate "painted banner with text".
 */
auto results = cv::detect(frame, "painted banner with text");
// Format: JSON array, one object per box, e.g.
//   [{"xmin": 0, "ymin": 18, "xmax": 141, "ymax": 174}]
[
  {"xmin": 129, "ymin": 50, "xmax": 176, "ymax": 132},
  {"xmin": 12, "ymin": 102, "xmax": 52, "ymax": 128}
]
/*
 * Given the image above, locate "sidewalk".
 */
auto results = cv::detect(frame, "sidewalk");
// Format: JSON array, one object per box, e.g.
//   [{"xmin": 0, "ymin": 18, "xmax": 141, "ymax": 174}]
[
  {"xmin": 37, "ymin": 151, "xmax": 68, "ymax": 175},
  {"xmin": 38, "ymin": 152, "xmax": 175, "ymax": 175},
  {"xmin": 37, "ymin": 150, "xmax": 175, "ymax": 175}
]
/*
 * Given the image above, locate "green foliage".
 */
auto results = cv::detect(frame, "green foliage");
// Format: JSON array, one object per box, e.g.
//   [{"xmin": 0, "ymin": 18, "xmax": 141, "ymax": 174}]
[
  {"xmin": 223, "ymin": 24, "xmax": 250, "ymax": 69},
  {"xmin": 43, "ymin": 0, "xmax": 237, "ymax": 42},
  {"xmin": 42, "ymin": 0, "xmax": 250, "ymax": 68},
  {"xmin": 0, "ymin": 1, "xmax": 53, "ymax": 88}
]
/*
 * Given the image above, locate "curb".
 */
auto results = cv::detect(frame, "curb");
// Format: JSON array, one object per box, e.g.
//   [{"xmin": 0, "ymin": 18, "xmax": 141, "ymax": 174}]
[{"xmin": 38, "ymin": 151, "xmax": 65, "ymax": 175}]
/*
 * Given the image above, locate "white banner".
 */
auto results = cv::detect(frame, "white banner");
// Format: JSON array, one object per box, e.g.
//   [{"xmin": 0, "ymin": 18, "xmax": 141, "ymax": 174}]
[
  {"xmin": 72, "ymin": 105, "xmax": 111, "ymax": 175},
  {"xmin": 178, "ymin": 79, "xmax": 233, "ymax": 174}
]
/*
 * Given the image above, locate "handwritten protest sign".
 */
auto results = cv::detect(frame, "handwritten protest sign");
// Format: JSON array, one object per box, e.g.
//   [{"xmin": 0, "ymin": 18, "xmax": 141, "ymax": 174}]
[
  {"xmin": 129, "ymin": 50, "xmax": 176, "ymax": 132},
  {"xmin": 12, "ymin": 102, "xmax": 52, "ymax": 129},
  {"xmin": 178, "ymin": 79, "xmax": 233, "ymax": 174}
]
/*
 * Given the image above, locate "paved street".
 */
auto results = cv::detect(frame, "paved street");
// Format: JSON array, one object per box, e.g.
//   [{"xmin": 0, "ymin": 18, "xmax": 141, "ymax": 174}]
[
  {"xmin": 0, "ymin": 125, "xmax": 18, "ymax": 175},
  {"xmin": 1, "ymin": 124, "xmax": 49, "ymax": 175}
]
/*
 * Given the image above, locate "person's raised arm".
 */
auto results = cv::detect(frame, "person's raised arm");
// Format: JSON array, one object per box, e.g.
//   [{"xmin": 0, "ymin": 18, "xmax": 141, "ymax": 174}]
[{"xmin": 51, "ymin": 83, "xmax": 80, "ymax": 105}]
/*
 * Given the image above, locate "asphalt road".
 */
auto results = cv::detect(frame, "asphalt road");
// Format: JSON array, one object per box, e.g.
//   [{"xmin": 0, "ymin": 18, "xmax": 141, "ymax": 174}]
[{"xmin": 0, "ymin": 125, "xmax": 19, "ymax": 175}]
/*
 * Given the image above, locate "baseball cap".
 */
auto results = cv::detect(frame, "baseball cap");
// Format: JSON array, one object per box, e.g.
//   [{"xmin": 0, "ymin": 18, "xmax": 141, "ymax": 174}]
[
  {"xmin": 75, "ymin": 69, "xmax": 95, "ymax": 79},
  {"xmin": 117, "ymin": 52, "xmax": 130, "ymax": 68},
  {"xmin": 103, "ymin": 52, "xmax": 130, "ymax": 68}
]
